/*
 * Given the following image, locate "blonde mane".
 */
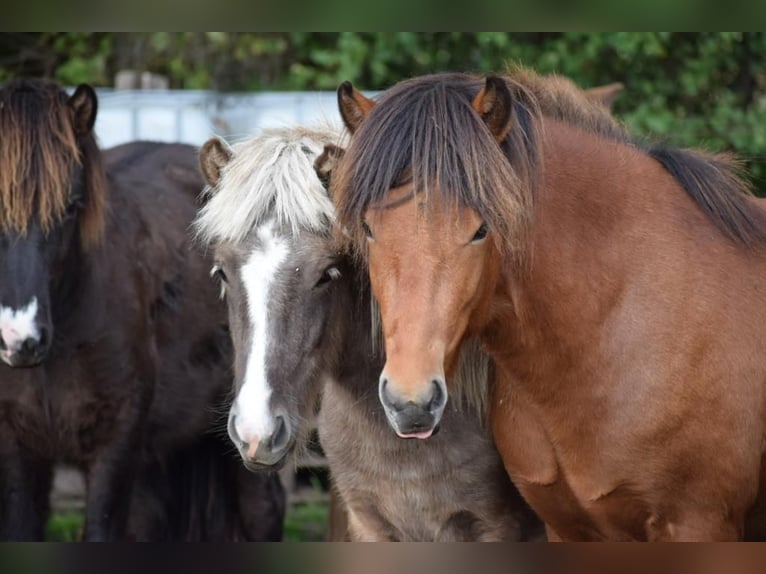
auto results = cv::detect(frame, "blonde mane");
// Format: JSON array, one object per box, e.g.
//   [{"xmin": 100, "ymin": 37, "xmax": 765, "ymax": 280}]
[{"xmin": 195, "ymin": 125, "xmax": 346, "ymax": 244}]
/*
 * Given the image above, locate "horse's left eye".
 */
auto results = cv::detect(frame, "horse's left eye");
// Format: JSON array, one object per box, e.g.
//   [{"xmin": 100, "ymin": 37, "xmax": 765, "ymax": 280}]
[
  {"xmin": 211, "ymin": 264, "xmax": 227, "ymax": 299},
  {"xmin": 65, "ymin": 197, "xmax": 83, "ymax": 217},
  {"xmin": 360, "ymin": 221, "xmax": 374, "ymax": 240},
  {"xmin": 471, "ymin": 223, "xmax": 489, "ymax": 243},
  {"xmin": 315, "ymin": 266, "xmax": 341, "ymax": 288},
  {"xmin": 210, "ymin": 264, "xmax": 227, "ymax": 283}
]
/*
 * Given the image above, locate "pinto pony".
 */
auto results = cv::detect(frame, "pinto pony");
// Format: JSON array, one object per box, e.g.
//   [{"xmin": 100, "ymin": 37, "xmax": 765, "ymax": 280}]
[{"xmin": 333, "ymin": 69, "xmax": 766, "ymax": 541}]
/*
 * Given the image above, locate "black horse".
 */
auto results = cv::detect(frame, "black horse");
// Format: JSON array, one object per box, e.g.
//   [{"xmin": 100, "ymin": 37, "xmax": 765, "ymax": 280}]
[{"xmin": 0, "ymin": 79, "xmax": 284, "ymax": 541}]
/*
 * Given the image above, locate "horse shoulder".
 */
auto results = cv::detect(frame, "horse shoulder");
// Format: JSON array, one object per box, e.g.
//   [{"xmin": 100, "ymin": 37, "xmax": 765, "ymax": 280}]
[{"xmin": 490, "ymin": 378, "xmax": 558, "ymax": 487}]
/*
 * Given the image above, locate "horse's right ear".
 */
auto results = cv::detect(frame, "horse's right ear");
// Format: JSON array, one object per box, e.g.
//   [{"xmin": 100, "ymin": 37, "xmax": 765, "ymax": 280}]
[
  {"xmin": 68, "ymin": 84, "xmax": 98, "ymax": 137},
  {"xmin": 314, "ymin": 143, "xmax": 345, "ymax": 191},
  {"xmin": 337, "ymin": 81, "xmax": 375, "ymax": 134},
  {"xmin": 584, "ymin": 82, "xmax": 624, "ymax": 109},
  {"xmin": 472, "ymin": 76, "xmax": 513, "ymax": 143},
  {"xmin": 199, "ymin": 136, "xmax": 233, "ymax": 188}
]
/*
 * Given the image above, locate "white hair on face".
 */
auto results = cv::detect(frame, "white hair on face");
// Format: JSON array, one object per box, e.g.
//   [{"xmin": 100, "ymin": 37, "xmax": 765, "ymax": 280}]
[
  {"xmin": 233, "ymin": 220, "xmax": 289, "ymax": 443},
  {"xmin": 0, "ymin": 297, "xmax": 40, "ymax": 349},
  {"xmin": 195, "ymin": 125, "xmax": 346, "ymax": 244}
]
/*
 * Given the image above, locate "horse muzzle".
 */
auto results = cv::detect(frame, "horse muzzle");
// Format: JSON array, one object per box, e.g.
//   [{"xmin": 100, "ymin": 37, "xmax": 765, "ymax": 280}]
[
  {"xmin": 228, "ymin": 409, "xmax": 293, "ymax": 471},
  {"xmin": 379, "ymin": 376, "xmax": 448, "ymax": 439},
  {"xmin": 0, "ymin": 328, "xmax": 51, "ymax": 368}
]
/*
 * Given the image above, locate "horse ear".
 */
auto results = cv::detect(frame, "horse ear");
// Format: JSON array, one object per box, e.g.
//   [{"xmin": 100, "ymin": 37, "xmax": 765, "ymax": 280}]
[
  {"xmin": 199, "ymin": 136, "xmax": 233, "ymax": 188},
  {"xmin": 337, "ymin": 81, "xmax": 375, "ymax": 134},
  {"xmin": 584, "ymin": 82, "xmax": 624, "ymax": 109},
  {"xmin": 314, "ymin": 143, "xmax": 345, "ymax": 191},
  {"xmin": 472, "ymin": 76, "xmax": 513, "ymax": 143},
  {"xmin": 68, "ymin": 84, "xmax": 98, "ymax": 137}
]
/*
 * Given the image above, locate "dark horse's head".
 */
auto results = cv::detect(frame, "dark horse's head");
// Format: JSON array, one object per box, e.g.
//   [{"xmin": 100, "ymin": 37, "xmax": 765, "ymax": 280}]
[{"xmin": 0, "ymin": 80, "xmax": 106, "ymax": 367}]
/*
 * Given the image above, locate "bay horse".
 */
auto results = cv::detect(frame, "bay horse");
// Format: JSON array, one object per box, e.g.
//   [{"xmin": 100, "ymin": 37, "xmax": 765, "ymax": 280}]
[
  {"xmin": 333, "ymin": 68, "xmax": 766, "ymax": 541},
  {"xmin": 195, "ymin": 126, "xmax": 541, "ymax": 541},
  {"xmin": 0, "ymin": 79, "xmax": 284, "ymax": 541}
]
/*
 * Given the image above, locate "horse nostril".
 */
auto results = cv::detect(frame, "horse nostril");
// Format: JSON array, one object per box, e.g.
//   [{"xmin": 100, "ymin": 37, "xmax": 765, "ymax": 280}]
[
  {"xmin": 38, "ymin": 327, "xmax": 49, "ymax": 347},
  {"xmin": 379, "ymin": 377, "xmax": 393, "ymax": 406},
  {"xmin": 428, "ymin": 379, "xmax": 446, "ymax": 412},
  {"xmin": 227, "ymin": 413, "xmax": 242, "ymax": 446},
  {"xmin": 21, "ymin": 337, "xmax": 39, "ymax": 355},
  {"xmin": 269, "ymin": 415, "xmax": 290, "ymax": 452}
]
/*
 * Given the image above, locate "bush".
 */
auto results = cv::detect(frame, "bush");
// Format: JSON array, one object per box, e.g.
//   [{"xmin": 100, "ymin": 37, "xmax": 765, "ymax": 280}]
[{"xmin": 2, "ymin": 33, "xmax": 764, "ymax": 191}]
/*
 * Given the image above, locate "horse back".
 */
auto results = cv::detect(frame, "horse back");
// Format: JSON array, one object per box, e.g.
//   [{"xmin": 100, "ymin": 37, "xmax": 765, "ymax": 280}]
[{"xmin": 102, "ymin": 142, "xmax": 231, "ymax": 450}]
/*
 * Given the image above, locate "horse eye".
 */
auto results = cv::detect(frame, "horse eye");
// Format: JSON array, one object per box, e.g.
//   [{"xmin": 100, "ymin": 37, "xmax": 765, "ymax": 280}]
[
  {"xmin": 360, "ymin": 220, "xmax": 374, "ymax": 240},
  {"xmin": 315, "ymin": 266, "xmax": 341, "ymax": 287},
  {"xmin": 210, "ymin": 264, "xmax": 227, "ymax": 283},
  {"xmin": 471, "ymin": 223, "xmax": 489, "ymax": 243},
  {"xmin": 65, "ymin": 197, "xmax": 83, "ymax": 217}
]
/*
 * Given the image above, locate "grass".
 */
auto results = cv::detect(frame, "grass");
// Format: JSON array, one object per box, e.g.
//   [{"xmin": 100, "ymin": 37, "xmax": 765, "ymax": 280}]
[
  {"xmin": 45, "ymin": 500, "xmax": 329, "ymax": 542},
  {"xmin": 283, "ymin": 500, "xmax": 329, "ymax": 542},
  {"xmin": 46, "ymin": 511, "xmax": 84, "ymax": 542}
]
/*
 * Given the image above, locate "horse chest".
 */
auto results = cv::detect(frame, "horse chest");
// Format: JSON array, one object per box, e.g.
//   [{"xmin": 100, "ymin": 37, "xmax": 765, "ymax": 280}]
[
  {"xmin": 492, "ymin": 395, "xmax": 652, "ymax": 540},
  {"xmin": 321, "ymin": 384, "xmax": 521, "ymax": 540},
  {"xmin": 1, "ymin": 359, "xmax": 140, "ymax": 461}
]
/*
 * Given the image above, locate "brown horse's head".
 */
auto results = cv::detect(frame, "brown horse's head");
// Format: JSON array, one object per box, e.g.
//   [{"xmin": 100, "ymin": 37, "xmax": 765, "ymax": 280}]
[
  {"xmin": 334, "ymin": 74, "xmax": 540, "ymax": 438},
  {"xmin": 0, "ymin": 80, "xmax": 106, "ymax": 367}
]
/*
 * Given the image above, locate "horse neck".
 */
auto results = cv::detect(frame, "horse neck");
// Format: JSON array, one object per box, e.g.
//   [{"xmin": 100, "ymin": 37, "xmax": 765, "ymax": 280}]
[
  {"xmin": 487, "ymin": 120, "xmax": 661, "ymax": 384},
  {"xmin": 50, "ymin": 233, "xmax": 96, "ymax": 328},
  {"xmin": 326, "ymin": 267, "xmax": 384, "ymax": 403}
]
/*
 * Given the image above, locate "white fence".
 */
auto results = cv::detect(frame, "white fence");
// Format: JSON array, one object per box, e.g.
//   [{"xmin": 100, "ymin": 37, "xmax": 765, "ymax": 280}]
[{"xmin": 93, "ymin": 89, "xmax": 349, "ymax": 149}]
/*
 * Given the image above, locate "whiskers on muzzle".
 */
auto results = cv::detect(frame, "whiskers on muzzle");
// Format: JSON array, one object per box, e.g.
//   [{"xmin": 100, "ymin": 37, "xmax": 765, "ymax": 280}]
[{"xmin": 227, "ymin": 404, "xmax": 294, "ymax": 471}]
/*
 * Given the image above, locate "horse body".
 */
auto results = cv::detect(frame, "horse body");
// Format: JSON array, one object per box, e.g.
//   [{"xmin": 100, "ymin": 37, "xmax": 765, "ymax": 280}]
[
  {"xmin": 334, "ymin": 70, "xmax": 766, "ymax": 540},
  {"xmin": 0, "ymin": 80, "xmax": 283, "ymax": 541},
  {"xmin": 487, "ymin": 120, "xmax": 766, "ymax": 540},
  {"xmin": 196, "ymin": 127, "xmax": 540, "ymax": 541},
  {"xmin": 320, "ymin": 375, "xmax": 534, "ymax": 541}
]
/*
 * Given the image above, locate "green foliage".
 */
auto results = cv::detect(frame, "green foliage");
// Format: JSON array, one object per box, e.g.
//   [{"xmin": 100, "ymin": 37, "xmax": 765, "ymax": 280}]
[
  {"xmin": 52, "ymin": 36, "xmax": 111, "ymax": 86},
  {"xmin": 1, "ymin": 33, "xmax": 764, "ymax": 190}
]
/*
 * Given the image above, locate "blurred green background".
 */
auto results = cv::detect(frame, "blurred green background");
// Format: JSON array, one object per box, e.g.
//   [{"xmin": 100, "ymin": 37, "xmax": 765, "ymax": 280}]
[{"xmin": 1, "ymin": 32, "xmax": 764, "ymax": 188}]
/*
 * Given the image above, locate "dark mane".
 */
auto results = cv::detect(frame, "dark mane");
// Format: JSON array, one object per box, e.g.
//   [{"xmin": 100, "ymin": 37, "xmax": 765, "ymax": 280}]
[
  {"xmin": 0, "ymin": 79, "xmax": 106, "ymax": 247},
  {"xmin": 647, "ymin": 147, "xmax": 766, "ymax": 244},
  {"xmin": 335, "ymin": 68, "xmax": 764, "ymax": 251},
  {"xmin": 334, "ymin": 73, "xmax": 540, "ymax": 261},
  {"xmin": 506, "ymin": 66, "xmax": 765, "ymax": 245},
  {"xmin": 507, "ymin": 66, "xmax": 632, "ymax": 144}
]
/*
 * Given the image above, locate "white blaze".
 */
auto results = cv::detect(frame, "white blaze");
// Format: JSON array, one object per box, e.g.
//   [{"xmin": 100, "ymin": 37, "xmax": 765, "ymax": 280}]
[
  {"xmin": 0, "ymin": 297, "xmax": 40, "ymax": 355},
  {"xmin": 234, "ymin": 222, "xmax": 288, "ymax": 445}
]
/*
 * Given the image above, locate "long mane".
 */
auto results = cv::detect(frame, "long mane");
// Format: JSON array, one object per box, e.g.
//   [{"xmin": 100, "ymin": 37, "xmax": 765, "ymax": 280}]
[
  {"xmin": 333, "ymin": 72, "xmax": 540, "ymax": 262},
  {"xmin": 195, "ymin": 126, "xmax": 345, "ymax": 244},
  {"xmin": 0, "ymin": 79, "xmax": 106, "ymax": 247},
  {"xmin": 334, "ymin": 66, "xmax": 765, "ymax": 253}
]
